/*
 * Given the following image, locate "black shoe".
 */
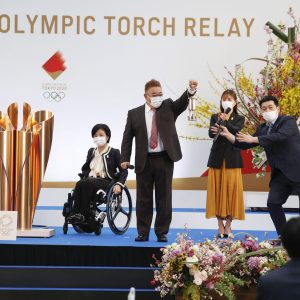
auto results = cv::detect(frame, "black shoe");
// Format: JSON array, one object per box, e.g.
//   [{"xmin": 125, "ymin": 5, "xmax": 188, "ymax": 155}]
[
  {"xmin": 135, "ymin": 234, "xmax": 149, "ymax": 242},
  {"xmin": 157, "ymin": 235, "xmax": 168, "ymax": 242},
  {"xmin": 216, "ymin": 233, "xmax": 225, "ymax": 239}
]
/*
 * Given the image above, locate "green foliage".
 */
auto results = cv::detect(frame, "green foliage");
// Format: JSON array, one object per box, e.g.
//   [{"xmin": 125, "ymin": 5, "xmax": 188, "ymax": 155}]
[
  {"xmin": 214, "ymin": 272, "xmax": 244, "ymax": 300},
  {"xmin": 182, "ymin": 284, "xmax": 201, "ymax": 300}
]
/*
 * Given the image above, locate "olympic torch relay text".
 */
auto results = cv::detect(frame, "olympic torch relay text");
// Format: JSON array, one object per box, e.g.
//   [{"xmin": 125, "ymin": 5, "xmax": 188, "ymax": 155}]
[{"xmin": 0, "ymin": 14, "xmax": 255, "ymax": 38}]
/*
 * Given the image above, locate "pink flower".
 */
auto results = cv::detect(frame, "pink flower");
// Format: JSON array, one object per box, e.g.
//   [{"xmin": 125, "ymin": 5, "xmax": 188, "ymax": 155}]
[
  {"xmin": 287, "ymin": 7, "xmax": 294, "ymax": 17},
  {"xmin": 291, "ymin": 52, "xmax": 300, "ymax": 62},
  {"xmin": 206, "ymin": 282, "xmax": 215, "ymax": 290},
  {"xmin": 247, "ymin": 257, "xmax": 268, "ymax": 270},
  {"xmin": 247, "ymin": 257, "xmax": 261, "ymax": 269},
  {"xmin": 264, "ymin": 25, "xmax": 273, "ymax": 34},
  {"xmin": 286, "ymin": 77, "xmax": 294, "ymax": 85},
  {"xmin": 243, "ymin": 237, "xmax": 259, "ymax": 251}
]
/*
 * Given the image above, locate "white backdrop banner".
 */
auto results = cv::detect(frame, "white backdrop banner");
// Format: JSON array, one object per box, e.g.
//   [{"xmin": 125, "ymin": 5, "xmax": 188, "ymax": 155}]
[{"xmin": 0, "ymin": 0, "xmax": 299, "ymax": 181}]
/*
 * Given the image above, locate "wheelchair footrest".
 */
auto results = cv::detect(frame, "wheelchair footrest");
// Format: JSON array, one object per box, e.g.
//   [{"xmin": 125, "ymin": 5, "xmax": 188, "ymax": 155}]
[{"xmin": 67, "ymin": 213, "xmax": 85, "ymax": 223}]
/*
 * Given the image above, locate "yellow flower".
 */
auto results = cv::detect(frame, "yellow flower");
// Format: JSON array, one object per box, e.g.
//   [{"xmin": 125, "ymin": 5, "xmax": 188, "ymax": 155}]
[
  {"xmin": 280, "ymin": 86, "xmax": 300, "ymax": 116},
  {"xmin": 237, "ymin": 69, "xmax": 256, "ymax": 99}
]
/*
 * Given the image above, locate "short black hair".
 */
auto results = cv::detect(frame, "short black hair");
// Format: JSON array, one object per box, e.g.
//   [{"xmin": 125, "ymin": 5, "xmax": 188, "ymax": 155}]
[
  {"xmin": 91, "ymin": 124, "xmax": 111, "ymax": 143},
  {"xmin": 281, "ymin": 217, "xmax": 300, "ymax": 259},
  {"xmin": 259, "ymin": 95, "xmax": 279, "ymax": 107}
]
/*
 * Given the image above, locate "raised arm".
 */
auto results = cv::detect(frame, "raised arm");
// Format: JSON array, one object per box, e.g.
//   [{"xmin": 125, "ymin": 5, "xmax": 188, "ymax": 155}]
[{"xmin": 171, "ymin": 80, "xmax": 198, "ymax": 117}]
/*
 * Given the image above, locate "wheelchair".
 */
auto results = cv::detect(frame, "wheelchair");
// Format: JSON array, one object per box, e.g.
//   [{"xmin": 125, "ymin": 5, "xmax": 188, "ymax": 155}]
[{"xmin": 62, "ymin": 173, "xmax": 132, "ymax": 236}]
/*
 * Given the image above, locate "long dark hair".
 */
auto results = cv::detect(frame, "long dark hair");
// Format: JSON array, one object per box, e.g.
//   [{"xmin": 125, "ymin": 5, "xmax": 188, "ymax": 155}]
[{"xmin": 220, "ymin": 89, "xmax": 238, "ymax": 114}]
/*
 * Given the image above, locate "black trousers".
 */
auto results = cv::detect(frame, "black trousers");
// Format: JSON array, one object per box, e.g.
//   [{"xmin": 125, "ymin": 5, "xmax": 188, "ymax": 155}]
[
  {"xmin": 136, "ymin": 152, "xmax": 174, "ymax": 236},
  {"xmin": 72, "ymin": 177, "xmax": 110, "ymax": 217},
  {"xmin": 267, "ymin": 169, "xmax": 300, "ymax": 235}
]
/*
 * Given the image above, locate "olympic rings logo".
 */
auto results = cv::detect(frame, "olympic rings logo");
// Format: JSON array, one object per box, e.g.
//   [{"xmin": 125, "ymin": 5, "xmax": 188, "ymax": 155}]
[{"xmin": 43, "ymin": 91, "xmax": 65, "ymax": 102}]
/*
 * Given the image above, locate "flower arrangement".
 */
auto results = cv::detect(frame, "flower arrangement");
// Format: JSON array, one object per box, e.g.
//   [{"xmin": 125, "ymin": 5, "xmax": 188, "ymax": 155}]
[
  {"xmin": 231, "ymin": 8, "xmax": 300, "ymax": 174},
  {"xmin": 151, "ymin": 232, "xmax": 287, "ymax": 300},
  {"xmin": 187, "ymin": 7, "xmax": 300, "ymax": 176}
]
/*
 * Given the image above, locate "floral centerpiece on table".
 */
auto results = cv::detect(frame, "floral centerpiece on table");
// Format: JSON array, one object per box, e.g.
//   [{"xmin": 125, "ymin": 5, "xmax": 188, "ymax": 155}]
[{"xmin": 151, "ymin": 233, "xmax": 288, "ymax": 300}]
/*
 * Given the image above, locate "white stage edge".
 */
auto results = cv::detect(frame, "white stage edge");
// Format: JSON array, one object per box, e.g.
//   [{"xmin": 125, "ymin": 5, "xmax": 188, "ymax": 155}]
[{"xmin": 17, "ymin": 228, "xmax": 56, "ymax": 238}]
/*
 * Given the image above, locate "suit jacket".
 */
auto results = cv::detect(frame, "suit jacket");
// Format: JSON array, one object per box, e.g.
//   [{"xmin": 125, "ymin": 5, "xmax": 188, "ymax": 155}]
[
  {"xmin": 234, "ymin": 115, "xmax": 300, "ymax": 182},
  {"xmin": 121, "ymin": 90, "xmax": 191, "ymax": 173},
  {"xmin": 81, "ymin": 146, "xmax": 128, "ymax": 186},
  {"xmin": 207, "ymin": 113, "xmax": 245, "ymax": 168},
  {"xmin": 256, "ymin": 259, "xmax": 300, "ymax": 300}
]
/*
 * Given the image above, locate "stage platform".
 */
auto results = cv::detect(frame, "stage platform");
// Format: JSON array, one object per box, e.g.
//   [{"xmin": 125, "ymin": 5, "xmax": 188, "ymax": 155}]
[
  {"xmin": 0, "ymin": 226, "xmax": 279, "ymax": 248},
  {"xmin": 0, "ymin": 226, "xmax": 278, "ymax": 300}
]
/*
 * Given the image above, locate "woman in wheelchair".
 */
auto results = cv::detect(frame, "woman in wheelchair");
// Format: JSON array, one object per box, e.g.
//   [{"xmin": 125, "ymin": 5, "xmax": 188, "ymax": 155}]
[{"xmin": 68, "ymin": 123, "xmax": 128, "ymax": 224}]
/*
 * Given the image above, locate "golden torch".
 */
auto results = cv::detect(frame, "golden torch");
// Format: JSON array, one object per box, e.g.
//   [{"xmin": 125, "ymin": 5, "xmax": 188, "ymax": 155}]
[{"xmin": 0, "ymin": 103, "xmax": 54, "ymax": 234}]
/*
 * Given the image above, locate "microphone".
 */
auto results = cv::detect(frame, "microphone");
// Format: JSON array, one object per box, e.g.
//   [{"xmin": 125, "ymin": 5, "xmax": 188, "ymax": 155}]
[
  {"xmin": 213, "ymin": 107, "xmax": 231, "ymax": 143},
  {"xmin": 128, "ymin": 165, "xmax": 135, "ymax": 170}
]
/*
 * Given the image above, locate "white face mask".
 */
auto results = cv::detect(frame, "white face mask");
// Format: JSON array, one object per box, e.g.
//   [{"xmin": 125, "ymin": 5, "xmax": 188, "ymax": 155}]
[
  {"xmin": 150, "ymin": 96, "xmax": 163, "ymax": 108},
  {"xmin": 262, "ymin": 110, "xmax": 278, "ymax": 123},
  {"xmin": 221, "ymin": 101, "xmax": 234, "ymax": 112},
  {"xmin": 93, "ymin": 136, "xmax": 107, "ymax": 147}
]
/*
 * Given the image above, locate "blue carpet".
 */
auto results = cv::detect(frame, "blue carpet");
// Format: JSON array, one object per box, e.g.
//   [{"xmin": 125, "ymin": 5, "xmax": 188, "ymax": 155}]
[{"xmin": 0, "ymin": 227, "xmax": 278, "ymax": 248}]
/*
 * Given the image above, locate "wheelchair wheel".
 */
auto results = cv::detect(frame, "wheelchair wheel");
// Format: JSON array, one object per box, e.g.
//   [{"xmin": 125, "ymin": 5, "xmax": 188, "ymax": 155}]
[{"xmin": 106, "ymin": 184, "xmax": 132, "ymax": 235}]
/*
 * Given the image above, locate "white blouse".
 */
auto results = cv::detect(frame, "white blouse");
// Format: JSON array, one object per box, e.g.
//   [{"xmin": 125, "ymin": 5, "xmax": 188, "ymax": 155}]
[{"xmin": 89, "ymin": 145, "xmax": 109, "ymax": 178}]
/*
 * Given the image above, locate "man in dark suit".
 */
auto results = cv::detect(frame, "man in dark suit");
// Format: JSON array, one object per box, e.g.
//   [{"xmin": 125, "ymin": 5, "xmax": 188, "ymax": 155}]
[
  {"xmin": 121, "ymin": 79, "xmax": 198, "ymax": 242},
  {"xmin": 217, "ymin": 95, "xmax": 300, "ymax": 237},
  {"xmin": 256, "ymin": 217, "xmax": 300, "ymax": 300}
]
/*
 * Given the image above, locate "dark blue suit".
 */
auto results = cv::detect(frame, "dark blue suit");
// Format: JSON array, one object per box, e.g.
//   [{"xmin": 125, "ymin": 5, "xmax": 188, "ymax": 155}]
[
  {"xmin": 257, "ymin": 259, "xmax": 300, "ymax": 300},
  {"xmin": 234, "ymin": 115, "xmax": 300, "ymax": 234}
]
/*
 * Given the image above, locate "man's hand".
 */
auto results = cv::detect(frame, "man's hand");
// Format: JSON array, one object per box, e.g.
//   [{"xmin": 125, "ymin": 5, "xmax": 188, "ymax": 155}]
[
  {"xmin": 188, "ymin": 80, "xmax": 198, "ymax": 93},
  {"xmin": 236, "ymin": 132, "xmax": 258, "ymax": 144},
  {"xmin": 218, "ymin": 125, "xmax": 236, "ymax": 143},
  {"xmin": 121, "ymin": 162, "xmax": 130, "ymax": 169},
  {"xmin": 113, "ymin": 184, "xmax": 121, "ymax": 194}
]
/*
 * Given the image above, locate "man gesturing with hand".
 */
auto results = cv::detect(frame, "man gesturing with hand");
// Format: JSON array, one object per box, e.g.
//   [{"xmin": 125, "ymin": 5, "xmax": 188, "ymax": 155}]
[
  {"xmin": 121, "ymin": 79, "xmax": 198, "ymax": 242},
  {"xmin": 215, "ymin": 95, "xmax": 300, "ymax": 238}
]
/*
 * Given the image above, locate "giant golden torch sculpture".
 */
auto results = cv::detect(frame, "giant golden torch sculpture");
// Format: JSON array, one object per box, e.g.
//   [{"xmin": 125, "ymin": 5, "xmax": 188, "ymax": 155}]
[{"xmin": 0, "ymin": 103, "xmax": 54, "ymax": 235}]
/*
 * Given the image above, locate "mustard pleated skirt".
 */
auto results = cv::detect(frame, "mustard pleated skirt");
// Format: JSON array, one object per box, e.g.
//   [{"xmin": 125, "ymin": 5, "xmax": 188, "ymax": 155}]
[{"xmin": 206, "ymin": 162, "xmax": 245, "ymax": 220}]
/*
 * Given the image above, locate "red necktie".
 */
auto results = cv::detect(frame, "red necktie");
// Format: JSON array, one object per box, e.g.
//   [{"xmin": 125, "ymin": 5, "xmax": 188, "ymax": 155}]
[{"xmin": 150, "ymin": 109, "xmax": 158, "ymax": 149}]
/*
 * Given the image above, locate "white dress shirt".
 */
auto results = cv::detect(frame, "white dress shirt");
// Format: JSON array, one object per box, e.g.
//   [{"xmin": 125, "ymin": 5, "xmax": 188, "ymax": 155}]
[{"xmin": 145, "ymin": 103, "xmax": 164, "ymax": 153}]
